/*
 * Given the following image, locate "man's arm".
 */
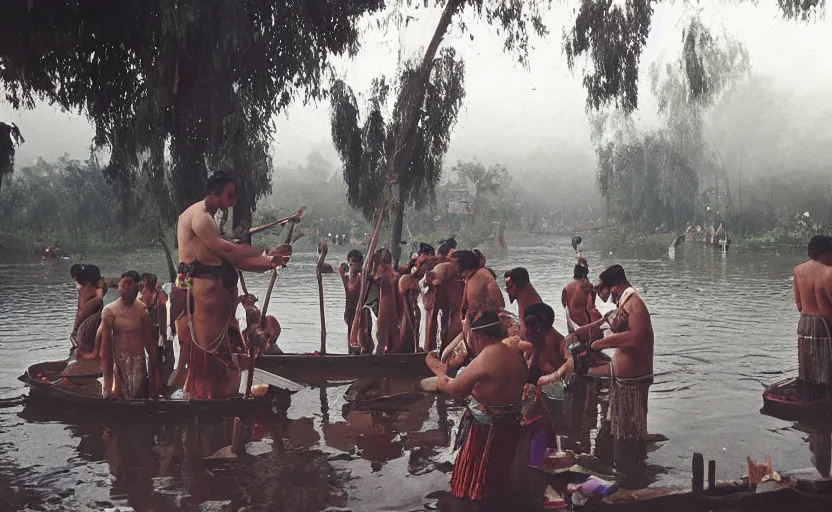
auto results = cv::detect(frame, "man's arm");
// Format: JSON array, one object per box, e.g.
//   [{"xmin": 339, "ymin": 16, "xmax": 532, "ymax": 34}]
[
  {"xmin": 793, "ymin": 270, "xmax": 802, "ymax": 312},
  {"xmin": 592, "ymin": 300, "xmax": 648, "ymax": 351},
  {"xmin": 192, "ymin": 212, "xmax": 265, "ymax": 264},
  {"xmin": 426, "ymin": 351, "xmax": 485, "ymax": 398},
  {"xmin": 561, "ymin": 286, "xmax": 568, "ymax": 309},
  {"xmin": 141, "ymin": 310, "xmax": 159, "ymax": 396},
  {"xmin": 99, "ymin": 309, "xmax": 115, "ymax": 398}
]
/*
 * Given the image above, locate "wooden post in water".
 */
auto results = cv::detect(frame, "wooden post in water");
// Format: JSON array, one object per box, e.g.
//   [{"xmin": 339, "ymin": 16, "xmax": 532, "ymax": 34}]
[
  {"xmin": 316, "ymin": 240, "xmax": 329, "ymax": 355},
  {"xmin": 692, "ymin": 452, "xmax": 704, "ymax": 494},
  {"xmin": 708, "ymin": 459, "xmax": 716, "ymax": 491}
]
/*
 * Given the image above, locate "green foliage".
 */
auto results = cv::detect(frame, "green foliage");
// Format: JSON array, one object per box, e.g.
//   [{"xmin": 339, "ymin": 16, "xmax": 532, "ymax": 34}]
[
  {"xmin": 595, "ymin": 225, "xmax": 675, "ymax": 259},
  {"xmin": 0, "ymin": 0, "xmax": 386, "ymax": 227},
  {"xmin": 564, "ymin": 0, "xmax": 822, "ymax": 113},
  {"xmin": 0, "ymin": 122, "xmax": 24, "ymax": 192},
  {"xmin": 596, "ymin": 133, "xmax": 699, "ymax": 231},
  {"xmin": 0, "ymin": 155, "xmax": 164, "ymax": 256},
  {"xmin": 739, "ymin": 212, "xmax": 831, "ymax": 250}
]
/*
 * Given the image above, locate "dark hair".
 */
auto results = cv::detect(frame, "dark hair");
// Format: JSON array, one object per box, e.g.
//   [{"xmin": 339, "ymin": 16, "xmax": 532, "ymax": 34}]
[
  {"xmin": 418, "ymin": 243, "xmax": 435, "ymax": 256},
  {"xmin": 453, "ymin": 250, "xmax": 480, "ymax": 272},
  {"xmin": 72, "ymin": 264, "xmax": 101, "ymax": 286},
  {"xmin": 120, "ymin": 270, "xmax": 141, "ymax": 283},
  {"xmin": 141, "ymin": 273, "xmax": 158, "ymax": 287},
  {"xmin": 438, "ymin": 237, "xmax": 458, "ymax": 257},
  {"xmin": 206, "ymin": 171, "xmax": 236, "ymax": 196},
  {"xmin": 571, "ymin": 235, "xmax": 582, "ymax": 251},
  {"xmin": 599, "ymin": 264, "xmax": 628, "ymax": 287},
  {"xmin": 574, "ymin": 263, "xmax": 589, "ymax": 280},
  {"xmin": 808, "ymin": 236, "xmax": 832, "ymax": 259},
  {"xmin": 524, "ymin": 302, "xmax": 555, "ymax": 327},
  {"xmin": 471, "ymin": 310, "xmax": 504, "ymax": 339},
  {"xmin": 347, "ymin": 249, "xmax": 364, "ymax": 262},
  {"xmin": 505, "ymin": 267, "xmax": 530, "ymax": 288}
]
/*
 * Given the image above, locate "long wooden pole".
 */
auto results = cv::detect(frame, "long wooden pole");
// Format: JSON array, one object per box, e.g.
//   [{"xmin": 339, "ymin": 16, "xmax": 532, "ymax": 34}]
[
  {"xmin": 245, "ymin": 215, "xmax": 301, "ymax": 398},
  {"xmin": 316, "ymin": 240, "xmax": 329, "ymax": 354},
  {"xmin": 348, "ymin": 0, "xmax": 463, "ymax": 353}
]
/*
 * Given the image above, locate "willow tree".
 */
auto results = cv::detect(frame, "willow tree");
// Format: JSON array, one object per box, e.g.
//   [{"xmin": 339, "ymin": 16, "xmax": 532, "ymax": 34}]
[
  {"xmin": 0, "ymin": 0, "xmax": 385, "ymax": 230},
  {"xmin": 564, "ymin": 0, "xmax": 824, "ymax": 114},
  {"xmin": 331, "ymin": 48, "xmax": 466, "ymax": 266},
  {"xmin": 331, "ymin": 0, "xmax": 548, "ymax": 266},
  {"xmin": 0, "ymin": 122, "xmax": 24, "ymax": 193}
]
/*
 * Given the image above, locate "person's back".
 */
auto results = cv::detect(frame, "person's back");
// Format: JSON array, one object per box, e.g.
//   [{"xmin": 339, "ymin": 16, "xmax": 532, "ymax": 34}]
[
  {"xmin": 562, "ymin": 264, "xmax": 596, "ymax": 329},
  {"xmin": 794, "ymin": 259, "xmax": 832, "ymax": 322},
  {"xmin": 465, "ymin": 267, "xmax": 505, "ymax": 318},
  {"xmin": 177, "ymin": 201, "xmax": 222, "ymax": 267},
  {"xmin": 471, "ymin": 343, "xmax": 527, "ymax": 407}
]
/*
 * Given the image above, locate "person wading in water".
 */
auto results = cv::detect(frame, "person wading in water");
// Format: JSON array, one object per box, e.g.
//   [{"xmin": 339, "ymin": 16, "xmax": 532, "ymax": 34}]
[
  {"xmin": 426, "ymin": 310, "xmax": 526, "ymax": 502},
  {"xmin": 172, "ymin": 171, "xmax": 291, "ymax": 400},
  {"xmin": 503, "ymin": 267, "xmax": 542, "ymax": 339},
  {"xmin": 562, "ymin": 262, "xmax": 600, "ymax": 333},
  {"xmin": 99, "ymin": 270, "xmax": 160, "ymax": 399},
  {"xmin": 793, "ymin": 235, "xmax": 832, "ymax": 400}
]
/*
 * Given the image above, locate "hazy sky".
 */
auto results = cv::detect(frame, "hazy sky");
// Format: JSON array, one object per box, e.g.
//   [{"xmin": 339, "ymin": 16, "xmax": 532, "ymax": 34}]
[{"xmin": 2, "ymin": 1, "xmax": 831, "ymax": 174}]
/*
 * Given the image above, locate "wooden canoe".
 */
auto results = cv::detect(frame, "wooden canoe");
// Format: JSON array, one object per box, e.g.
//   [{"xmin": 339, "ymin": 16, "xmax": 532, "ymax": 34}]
[
  {"xmin": 255, "ymin": 352, "xmax": 430, "ymax": 382},
  {"xmin": 19, "ymin": 360, "xmax": 289, "ymax": 414},
  {"xmin": 761, "ymin": 377, "xmax": 832, "ymax": 422}
]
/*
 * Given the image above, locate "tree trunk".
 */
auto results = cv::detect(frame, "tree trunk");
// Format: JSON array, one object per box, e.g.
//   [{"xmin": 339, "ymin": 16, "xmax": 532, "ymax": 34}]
[{"xmin": 391, "ymin": 186, "xmax": 406, "ymax": 267}]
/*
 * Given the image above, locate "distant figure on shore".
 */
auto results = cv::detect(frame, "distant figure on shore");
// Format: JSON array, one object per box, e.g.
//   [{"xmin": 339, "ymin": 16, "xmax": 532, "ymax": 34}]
[{"xmin": 792, "ymin": 236, "xmax": 832, "ymax": 401}]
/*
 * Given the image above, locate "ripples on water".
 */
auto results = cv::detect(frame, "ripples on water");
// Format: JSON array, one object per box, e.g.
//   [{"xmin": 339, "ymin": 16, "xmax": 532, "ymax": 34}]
[{"xmin": 0, "ymin": 238, "xmax": 828, "ymax": 510}]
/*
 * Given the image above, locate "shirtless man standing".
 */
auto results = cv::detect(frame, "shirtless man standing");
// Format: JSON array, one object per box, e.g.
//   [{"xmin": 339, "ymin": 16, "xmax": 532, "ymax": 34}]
[
  {"xmin": 341, "ymin": 249, "xmax": 371, "ymax": 353},
  {"xmin": 504, "ymin": 267, "xmax": 542, "ymax": 338},
  {"xmin": 426, "ymin": 310, "xmax": 526, "ymax": 501},
  {"xmin": 562, "ymin": 262, "xmax": 600, "ymax": 332},
  {"xmin": 99, "ymin": 271, "xmax": 159, "ymax": 399},
  {"xmin": 793, "ymin": 235, "xmax": 832, "ymax": 400},
  {"xmin": 441, "ymin": 250, "xmax": 505, "ymax": 362},
  {"xmin": 373, "ymin": 248, "xmax": 399, "ymax": 354},
  {"xmin": 173, "ymin": 171, "xmax": 290, "ymax": 399},
  {"xmin": 589, "ymin": 265, "xmax": 654, "ymax": 443}
]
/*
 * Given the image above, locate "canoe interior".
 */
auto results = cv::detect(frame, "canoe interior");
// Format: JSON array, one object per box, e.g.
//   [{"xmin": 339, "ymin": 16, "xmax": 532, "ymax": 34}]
[
  {"xmin": 761, "ymin": 377, "xmax": 832, "ymax": 422},
  {"xmin": 20, "ymin": 360, "xmax": 281, "ymax": 413},
  {"xmin": 256, "ymin": 352, "xmax": 430, "ymax": 383}
]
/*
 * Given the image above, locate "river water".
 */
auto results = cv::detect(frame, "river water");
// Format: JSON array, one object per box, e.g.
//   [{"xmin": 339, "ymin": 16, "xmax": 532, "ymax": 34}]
[{"xmin": 0, "ymin": 236, "xmax": 829, "ymax": 511}]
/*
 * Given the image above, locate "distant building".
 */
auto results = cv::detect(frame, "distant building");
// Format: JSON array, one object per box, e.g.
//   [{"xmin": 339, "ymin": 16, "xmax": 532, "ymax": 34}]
[{"xmin": 447, "ymin": 185, "xmax": 472, "ymax": 215}]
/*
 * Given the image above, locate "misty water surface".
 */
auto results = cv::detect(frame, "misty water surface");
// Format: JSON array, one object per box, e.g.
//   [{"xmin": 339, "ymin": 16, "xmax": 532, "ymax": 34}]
[{"xmin": 0, "ymin": 236, "xmax": 829, "ymax": 510}]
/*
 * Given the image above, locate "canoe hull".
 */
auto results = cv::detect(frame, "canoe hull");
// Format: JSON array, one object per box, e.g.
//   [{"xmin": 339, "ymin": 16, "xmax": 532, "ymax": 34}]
[
  {"xmin": 20, "ymin": 360, "xmax": 286, "ymax": 414},
  {"xmin": 256, "ymin": 352, "xmax": 429, "ymax": 382},
  {"xmin": 761, "ymin": 377, "xmax": 832, "ymax": 422}
]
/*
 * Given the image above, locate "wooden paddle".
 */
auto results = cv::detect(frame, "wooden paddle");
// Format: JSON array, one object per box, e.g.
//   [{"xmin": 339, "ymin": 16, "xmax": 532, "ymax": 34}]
[
  {"xmin": 316, "ymin": 240, "xmax": 329, "ymax": 355},
  {"xmin": 249, "ymin": 207, "xmax": 306, "ymax": 236},
  {"xmin": 244, "ymin": 209, "xmax": 303, "ymax": 398}
]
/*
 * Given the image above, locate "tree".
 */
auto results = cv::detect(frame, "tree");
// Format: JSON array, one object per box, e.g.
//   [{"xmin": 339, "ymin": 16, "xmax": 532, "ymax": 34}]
[
  {"xmin": 0, "ymin": 122, "xmax": 24, "ymax": 193},
  {"xmin": 331, "ymin": 0, "xmax": 549, "ymax": 266},
  {"xmin": 0, "ymin": 0, "xmax": 387, "ymax": 231},
  {"xmin": 563, "ymin": 0, "xmax": 823, "ymax": 113}
]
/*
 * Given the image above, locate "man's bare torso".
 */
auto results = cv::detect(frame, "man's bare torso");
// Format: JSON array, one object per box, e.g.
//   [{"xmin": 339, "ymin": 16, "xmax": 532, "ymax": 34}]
[
  {"xmin": 105, "ymin": 299, "xmax": 148, "ymax": 357},
  {"xmin": 178, "ymin": 201, "xmax": 223, "ymax": 266},
  {"xmin": 794, "ymin": 260, "xmax": 832, "ymax": 322},
  {"xmin": 611, "ymin": 294, "xmax": 654, "ymax": 378}
]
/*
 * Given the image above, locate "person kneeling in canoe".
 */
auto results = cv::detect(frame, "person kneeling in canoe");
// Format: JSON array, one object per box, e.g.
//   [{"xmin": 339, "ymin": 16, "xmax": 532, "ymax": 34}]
[
  {"xmin": 588, "ymin": 265, "xmax": 654, "ymax": 447},
  {"xmin": 426, "ymin": 310, "xmax": 526, "ymax": 501},
  {"xmin": 173, "ymin": 171, "xmax": 290, "ymax": 400},
  {"xmin": 99, "ymin": 270, "xmax": 160, "ymax": 399},
  {"xmin": 793, "ymin": 235, "xmax": 832, "ymax": 400}
]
